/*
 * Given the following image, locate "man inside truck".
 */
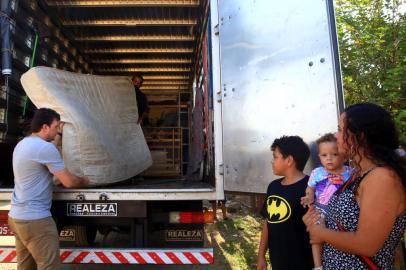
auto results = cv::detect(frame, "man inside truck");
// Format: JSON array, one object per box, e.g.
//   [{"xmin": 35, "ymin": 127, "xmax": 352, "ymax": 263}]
[
  {"xmin": 132, "ymin": 74, "xmax": 150, "ymax": 126},
  {"xmin": 8, "ymin": 108, "xmax": 89, "ymax": 270}
]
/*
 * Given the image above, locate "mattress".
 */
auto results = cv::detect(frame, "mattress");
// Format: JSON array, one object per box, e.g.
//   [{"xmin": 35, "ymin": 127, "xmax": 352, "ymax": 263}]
[{"xmin": 21, "ymin": 67, "xmax": 152, "ymax": 186}]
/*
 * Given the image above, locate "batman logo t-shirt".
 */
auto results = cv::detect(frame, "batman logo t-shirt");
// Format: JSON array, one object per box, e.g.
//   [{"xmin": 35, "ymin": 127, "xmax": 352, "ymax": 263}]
[{"xmin": 260, "ymin": 176, "xmax": 313, "ymax": 270}]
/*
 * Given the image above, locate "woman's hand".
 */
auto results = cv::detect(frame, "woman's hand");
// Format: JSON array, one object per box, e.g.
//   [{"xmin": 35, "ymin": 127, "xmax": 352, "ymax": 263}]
[
  {"xmin": 303, "ymin": 206, "xmax": 325, "ymax": 244},
  {"xmin": 303, "ymin": 205, "xmax": 320, "ymax": 227},
  {"xmin": 308, "ymin": 217, "xmax": 326, "ymax": 244}
]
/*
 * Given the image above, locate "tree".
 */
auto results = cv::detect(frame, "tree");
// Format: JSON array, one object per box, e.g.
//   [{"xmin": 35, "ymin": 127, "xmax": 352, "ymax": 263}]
[{"xmin": 335, "ymin": 0, "xmax": 406, "ymax": 146}]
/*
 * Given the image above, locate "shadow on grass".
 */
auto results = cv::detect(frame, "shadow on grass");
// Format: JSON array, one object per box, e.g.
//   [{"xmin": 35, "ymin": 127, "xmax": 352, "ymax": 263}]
[
  {"xmin": 214, "ymin": 215, "xmax": 261, "ymax": 269},
  {"xmin": 208, "ymin": 228, "xmax": 234, "ymax": 270}
]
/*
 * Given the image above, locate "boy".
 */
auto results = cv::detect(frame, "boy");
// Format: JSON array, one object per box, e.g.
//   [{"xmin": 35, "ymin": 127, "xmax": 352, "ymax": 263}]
[{"xmin": 257, "ymin": 136, "xmax": 313, "ymax": 270}]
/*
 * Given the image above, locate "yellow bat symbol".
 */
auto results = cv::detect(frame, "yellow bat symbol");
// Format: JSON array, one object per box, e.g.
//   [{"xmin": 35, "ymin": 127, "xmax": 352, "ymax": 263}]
[{"xmin": 267, "ymin": 195, "xmax": 291, "ymax": 223}]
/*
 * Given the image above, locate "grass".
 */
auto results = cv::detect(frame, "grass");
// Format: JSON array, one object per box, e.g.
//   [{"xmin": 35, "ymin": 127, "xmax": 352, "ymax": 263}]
[{"xmin": 205, "ymin": 211, "xmax": 271, "ymax": 269}]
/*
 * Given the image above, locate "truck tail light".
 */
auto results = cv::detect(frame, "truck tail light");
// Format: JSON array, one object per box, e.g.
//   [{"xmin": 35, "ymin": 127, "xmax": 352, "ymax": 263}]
[
  {"xmin": 0, "ymin": 211, "xmax": 13, "ymax": 236},
  {"xmin": 0, "ymin": 211, "xmax": 9, "ymax": 221},
  {"xmin": 169, "ymin": 211, "xmax": 214, "ymax": 224}
]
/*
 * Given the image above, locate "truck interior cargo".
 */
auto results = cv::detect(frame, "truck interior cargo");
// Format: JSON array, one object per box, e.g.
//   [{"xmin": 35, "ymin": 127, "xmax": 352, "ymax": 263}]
[{"xmin": 0, "ymin": 0, "xmax": 215, "ymax": 192}]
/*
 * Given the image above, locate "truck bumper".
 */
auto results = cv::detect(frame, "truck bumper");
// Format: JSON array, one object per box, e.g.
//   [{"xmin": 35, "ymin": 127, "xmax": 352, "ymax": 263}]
[{"xmin": 0, "ymin": 247, "xmax": 213, "ymax": 265}]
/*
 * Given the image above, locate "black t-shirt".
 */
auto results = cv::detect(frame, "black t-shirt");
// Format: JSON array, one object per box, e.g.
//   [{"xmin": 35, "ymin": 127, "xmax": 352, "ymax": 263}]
[
  {"xmin": 135, "ymin": 87, "xmax": 149, "ymax": 117},
  {"xmin": 260, "ymin": 176, "xmax": 313, "ymax": 270}
]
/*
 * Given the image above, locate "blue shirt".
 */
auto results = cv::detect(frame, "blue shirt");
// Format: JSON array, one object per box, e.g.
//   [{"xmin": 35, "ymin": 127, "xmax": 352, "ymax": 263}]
[{"xmin": 9, "ymin": 136, "xmax": 65, "ymax": 220}]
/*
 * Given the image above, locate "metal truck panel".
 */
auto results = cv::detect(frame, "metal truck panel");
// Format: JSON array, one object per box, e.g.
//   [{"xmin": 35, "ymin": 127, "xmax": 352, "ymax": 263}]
[
  {"xmin": 210, "ymin": 0, "xmax": 225, "ymax": 200},
  {"xmin": 0, "ymin": 188, "xmax": 216, "ymax": 201},
  {"xmin": 217, "ymin": 0, "xmax": 344, "ymax": 193}
]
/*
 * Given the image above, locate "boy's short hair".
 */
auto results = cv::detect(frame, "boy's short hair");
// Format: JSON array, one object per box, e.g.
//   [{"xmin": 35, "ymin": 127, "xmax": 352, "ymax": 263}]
[
  {"xmin": 271, "ymin": 135, "xmax": 310, "ymax": 171},
  {"xmin": 316, "ymin": 133, "xmax": 336, "ymax": 146}
]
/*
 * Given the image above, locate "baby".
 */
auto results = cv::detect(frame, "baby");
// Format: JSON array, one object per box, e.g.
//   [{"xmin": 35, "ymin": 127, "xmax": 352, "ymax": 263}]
[{"xmin": 301, "ymin": 133, "xmax": 352, "ymax": 270}]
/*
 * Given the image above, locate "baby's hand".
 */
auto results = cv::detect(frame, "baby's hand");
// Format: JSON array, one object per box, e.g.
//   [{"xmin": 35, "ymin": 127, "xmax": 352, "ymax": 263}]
[{"xmin": 300, "ymin": 194, "xmax": 314, "ymax": 208}]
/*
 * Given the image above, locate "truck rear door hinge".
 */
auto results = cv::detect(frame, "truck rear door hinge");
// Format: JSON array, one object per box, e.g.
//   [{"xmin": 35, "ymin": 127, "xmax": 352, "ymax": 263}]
[
  {"xmin": 214, "ymin": 24, "xmax": 219, "ymax": 36},
  {"xmin": 216, "ymin": 90, "xmax": 222, "ymax": 103},
  {"xmin": 218, "ymin": 164, "xmax": 224, "ymax": 175}
]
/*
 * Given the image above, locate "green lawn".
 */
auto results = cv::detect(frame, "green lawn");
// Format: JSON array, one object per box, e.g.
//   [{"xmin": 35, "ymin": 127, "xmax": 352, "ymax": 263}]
[{"xmin": 206, "ymin": 213, "xmax": 271, "ymax": 269}]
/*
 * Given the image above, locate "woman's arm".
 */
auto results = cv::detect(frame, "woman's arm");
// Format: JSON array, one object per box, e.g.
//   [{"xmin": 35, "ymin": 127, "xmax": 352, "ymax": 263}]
[{"xmin": 306, "ymin": 168, "xmax": 404, "ymax": 257}]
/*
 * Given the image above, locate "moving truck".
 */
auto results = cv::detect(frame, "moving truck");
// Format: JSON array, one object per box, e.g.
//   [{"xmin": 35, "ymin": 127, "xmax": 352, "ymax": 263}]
[{"xmin": 0, "ymin": 0, "xmax": 343, "ymax": 266}]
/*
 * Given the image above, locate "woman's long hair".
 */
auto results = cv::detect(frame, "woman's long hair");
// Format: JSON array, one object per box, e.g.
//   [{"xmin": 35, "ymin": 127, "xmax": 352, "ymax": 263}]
[{"xmin": 343, "ymin": 103, "xmax": 406, "ymax": 189}]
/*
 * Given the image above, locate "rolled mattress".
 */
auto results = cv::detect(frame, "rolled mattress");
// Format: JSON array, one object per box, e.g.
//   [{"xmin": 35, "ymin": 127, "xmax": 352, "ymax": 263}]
[{"xmin": 21, "ymin": 67, "xmax": 152, "ymax": 186}]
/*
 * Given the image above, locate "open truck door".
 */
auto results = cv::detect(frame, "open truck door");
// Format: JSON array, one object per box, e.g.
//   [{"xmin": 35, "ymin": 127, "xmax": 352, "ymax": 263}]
[{"xmin": 213, "ymin": 0, "xmax": 345, "ymax": 193}]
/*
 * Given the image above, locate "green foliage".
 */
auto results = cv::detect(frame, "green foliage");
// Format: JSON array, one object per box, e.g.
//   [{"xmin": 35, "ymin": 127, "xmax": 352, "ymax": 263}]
[{"xmin": 335, "ymin": 0, "xmax": 406, "ymax": 146}]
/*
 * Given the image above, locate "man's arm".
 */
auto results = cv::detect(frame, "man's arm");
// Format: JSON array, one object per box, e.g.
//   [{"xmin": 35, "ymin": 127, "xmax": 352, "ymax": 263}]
[
  {"xmin": 137, "ymin": 93, "xmax": 149, "ymax": 124},
  {"xmin": 53, "ymin": 169, "xmax": 89, "ymax": 188},
  {"xmin": 138, "ymin": 111, "xmax": 148, "ymax": 124},
  {"xmin": 52, "ymin": 122, "xmax": 64, "ymax": 151},
  {"xmin": 51, "ymin": 133, "xmax": 63, "ymax": 153}
]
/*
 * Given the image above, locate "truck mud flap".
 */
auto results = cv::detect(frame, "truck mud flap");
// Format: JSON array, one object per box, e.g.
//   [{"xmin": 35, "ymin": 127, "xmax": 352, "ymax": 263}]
[{"xmin": 0, "ymin": 247, "xmax": 213, "ymax": 264}]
